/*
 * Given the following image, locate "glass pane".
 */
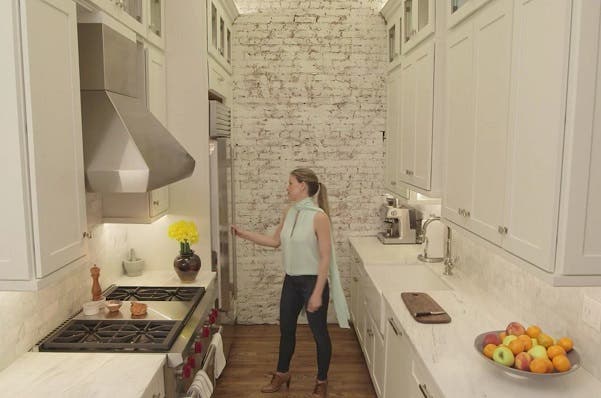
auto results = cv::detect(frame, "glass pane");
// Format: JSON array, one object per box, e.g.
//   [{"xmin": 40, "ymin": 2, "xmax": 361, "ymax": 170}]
[
  {"xmin": 123, "ymin": 0, "xmax": 142, "ymax": 23},
  {"xmin": 418, "ymin": 0, "xmax": 428, "ymax": 30},
  {"xmin": 227, "ymin": 29, "xmax": 231, "ymax": 63},
  {"xmin": 211, "ymin": 3, "xmax": 218, "ymax": 49},
  {"xmin": 404, "ymin": 0, "xmax": 413, "ymax": 43},
  {"xmin": 150, "ymin": 0, "xmax": 161, "ymax": 36},
  {"xmin": 220, "ymin": 18, "xmax": 225, "ymax": 55},
  {"xmin": 451, "ymin": 0, "xmax": 468, "ymax": 13},
  {"xmin": 388, "ymin": 25, "xmax": 396, "ymax": 62}
]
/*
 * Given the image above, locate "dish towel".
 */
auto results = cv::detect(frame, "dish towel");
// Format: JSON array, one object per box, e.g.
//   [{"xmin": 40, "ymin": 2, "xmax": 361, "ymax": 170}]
[
  {"xmin": 187, "ymin": 369, "xmax": 213, "ymax": 398},
  {"xmin": 211, "ymin": 332, "xmax": 227, "ymax": 378}
]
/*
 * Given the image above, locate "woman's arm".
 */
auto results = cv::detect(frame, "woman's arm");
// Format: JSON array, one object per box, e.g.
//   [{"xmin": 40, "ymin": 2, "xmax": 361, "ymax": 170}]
[
  {"xmin": 231, "ymin": 207, "xmax": 289, "ymax": 248},
  {"xmin": 307, "ymin": 212, "xmax": 331, "ymax": 313}
]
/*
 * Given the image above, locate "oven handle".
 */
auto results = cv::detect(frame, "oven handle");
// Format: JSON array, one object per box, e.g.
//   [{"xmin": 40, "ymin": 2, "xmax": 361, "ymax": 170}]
[{"xmin": 202, "ymin": 344, "xmax": 216, "ymax": 371}]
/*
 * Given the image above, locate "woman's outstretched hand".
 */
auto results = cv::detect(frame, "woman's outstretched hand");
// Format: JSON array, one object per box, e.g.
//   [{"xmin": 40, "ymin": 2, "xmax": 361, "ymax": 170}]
[
  {"xmin": 307, "ymin": 294, "xmax": 322, "ymax": 313},
  {"xmin": 231, "ymin": 225, "xmax": 241, "ymax": 237}
]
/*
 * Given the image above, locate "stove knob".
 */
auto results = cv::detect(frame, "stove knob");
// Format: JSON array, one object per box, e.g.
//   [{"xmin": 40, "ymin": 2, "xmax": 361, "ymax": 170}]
[
  {"xmin": 194, "ymin": 341, "xmax": 203, "ymax": 353},
  {"xmin": 187, "ymin": 356, "xmax": 196, "ymax": 368},
  {"xmin": 209, "ymin": 314, "xmax": 216, "ymax": 324},
  {"xmin": 182, "ymin": 364, "xmax": 192, "ymax": 379},
  {"xmin": 211, "ymin": 308, "xmax": 219, "ymax": 317},
  {"xmin": 202, "ymin": 326, "xmax": 210, "ymax": 337}
]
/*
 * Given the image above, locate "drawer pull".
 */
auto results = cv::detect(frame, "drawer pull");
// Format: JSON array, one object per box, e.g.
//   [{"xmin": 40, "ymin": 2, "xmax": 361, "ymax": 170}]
[
  {"xmin": 353, "ymin": 277, "xmax": 359, "ymax": 282},
  {"xmin": 419, "ymin": 383, "xmax": 433, "ymax": 398},
  {"xmin": 388, "ymin": 317, "xmax": 402, "ymax": 336}
]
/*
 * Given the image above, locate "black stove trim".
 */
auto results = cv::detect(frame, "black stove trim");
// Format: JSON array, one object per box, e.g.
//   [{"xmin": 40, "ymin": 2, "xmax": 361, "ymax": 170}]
[
  {"xmin": 103, "ymin": 286, "xmax": 205, "ymax": 303},
  {"xmin": 39, "ymin": 319, "xmax": 183, "ymax": 352}
]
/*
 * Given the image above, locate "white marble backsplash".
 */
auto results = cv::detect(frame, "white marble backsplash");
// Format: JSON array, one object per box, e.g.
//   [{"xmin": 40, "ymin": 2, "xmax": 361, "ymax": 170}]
[{"xmin": 451, "ymin": 227, "xmax": 601, "ymax": 381}]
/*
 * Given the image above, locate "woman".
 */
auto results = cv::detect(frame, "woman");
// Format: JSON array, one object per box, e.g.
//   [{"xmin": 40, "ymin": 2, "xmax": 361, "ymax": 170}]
[{"xmin": 231, "ymin": 168, "xmax": 349, "ymax": 397}]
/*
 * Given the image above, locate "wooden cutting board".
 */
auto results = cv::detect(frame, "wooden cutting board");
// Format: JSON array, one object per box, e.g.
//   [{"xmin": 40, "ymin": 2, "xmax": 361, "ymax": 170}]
[{"xmin": 401, "ymin": 292, "xmax": 451, "ymax": 324}]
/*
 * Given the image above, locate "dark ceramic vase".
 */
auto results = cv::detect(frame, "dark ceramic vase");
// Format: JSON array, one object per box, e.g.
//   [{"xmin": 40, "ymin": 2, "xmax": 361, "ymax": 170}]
[{"xmin": 173, "ymin": 251, "xmax": 201, "ymax": 282}]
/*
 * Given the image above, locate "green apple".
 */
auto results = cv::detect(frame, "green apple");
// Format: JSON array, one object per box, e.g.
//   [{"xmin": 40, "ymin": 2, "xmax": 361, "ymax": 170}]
[
  {"xmin": 502, "ymin": 335, "xmax": 518, "ymax": 346},
  {"xmin": 531, "ymin": 338, "xmax": 539, "ymax": 347},
  {"xmin": 493, "ymin": 346, "xmax": 515, "ymax": 367},
  {"xmin": 528, "ymin": 345, "xmax": 547, "ymax": 360}
]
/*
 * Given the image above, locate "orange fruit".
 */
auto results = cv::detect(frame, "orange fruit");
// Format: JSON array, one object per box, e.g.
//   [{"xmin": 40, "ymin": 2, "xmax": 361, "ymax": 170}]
[
  {"xmin": 552, "ymin": 354, "xmax": 571, "ymax": 372},
  {"xmin": 537, "ymin": 333, "xmax": 554, "ymax": 348},
  {"xmin": 517, "ymin": 335, "xmax": 532, "ymax": 351},
  {"xmin": 547, "ymin": 345, "xmax": 566, "ymax": 359},
  {"xmin": 543, "ymin": 358, "xmax": 554, "ymax": 373},
  {"xmin": 530, "ymin": 358, "xmax": 549, "ymax": 374},
  {"xmin": 499, "ymin": 332, "xmax": 507, "ymax": 341},
  {"xmin": 557, "ymin": 337, "xmax": 573, "ymax": 352},
  {"xmin": 483, "ymin": 344, "xmax": 497, "ymax": 359},
  {"xmin": 508, "ymin": 339, "xmax": 525, "ymax": 355},
  {"xmin": 526, "ymin": 325, "xmax": 541, "ymax": 338}
]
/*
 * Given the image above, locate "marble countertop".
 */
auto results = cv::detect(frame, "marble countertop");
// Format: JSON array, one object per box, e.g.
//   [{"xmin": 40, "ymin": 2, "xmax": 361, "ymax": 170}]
[
  {"xmin": 349, "ymin": 236, "xmax": 423, "ymax": 265},
  {"xmin": 0, "ymin": 270, "xmax": 216, "ymax": 397},
  {"xmin": 350, "ymin": 237, "xmax": 601, "ymax": 397},
  {"xmin": 0, "ymin": 353, "xmax": 165, "ymax": 398}
]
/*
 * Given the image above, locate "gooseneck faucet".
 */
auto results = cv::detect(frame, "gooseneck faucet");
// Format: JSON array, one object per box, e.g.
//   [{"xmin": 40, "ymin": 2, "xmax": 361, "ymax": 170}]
[{"xmin": 417, "ymin": 216, "xmax": 456, "ymax": 275}]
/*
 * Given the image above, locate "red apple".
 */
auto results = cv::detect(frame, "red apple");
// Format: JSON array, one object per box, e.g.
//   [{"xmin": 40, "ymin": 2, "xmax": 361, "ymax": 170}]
[
  {"xmin": 514, "ymin": 352, "xmax": 532, "ymax": 371},
  {"xmin": 506, "ymin": 322, "xmax": 526, "ymax": 336},
  {"xmin": 482, "ymin": 332, "xmax": 502, "ymax": 348}
]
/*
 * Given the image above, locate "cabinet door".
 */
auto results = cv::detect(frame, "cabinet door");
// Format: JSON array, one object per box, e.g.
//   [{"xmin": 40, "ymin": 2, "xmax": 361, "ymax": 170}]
[
  {"xmin": 351, "ymin": 262, "xmax": 366, "ymax": 345},
  {"xmin": 20, "ymin": 0, "xmax": 87, "ymax": 277},
  {"xmin": 400, "ymin": 40, "xmax": 434, "ymax": 190},
  {"xmin": 503, "ymin": 0, "xmax": 572, "ymax": 271},
  {"xmin": 363, "ymin": 310, "xmax": 375, "ymax": 372},
  {"xmin": 147, "ymin": 0, "xmax": 164, "ymax": 49},
  {"xmin": 372, "ymin": 327, "xmax": 385, "ymax": 398},
  {"xmin": 150, "ymin": 187, "xmax": 169, "ymax": 217},
  {"xmin": 442, "ymin": 21, "xmax": 475, "ymax": 227},
  {"xmin": 383, "ymin": 314, "xmax": 412, "ymax": 398},
  {"xmin": 147, "ymin": 45, "xmax": 166, "ymax": 124},
  {"xmin": 402, "ymin": 0, "xmax": 435, "ymax": 54},
  {"xmin": 0, "ymin": 0, "xmax": 33, "ymax": 280},
  {"xmin": 468, "ymin": 0, "xmax": 513, "ymax": 245},
  {"xmin": 385, "ymin": 67, "xmax": 402, "ymax": 194}
]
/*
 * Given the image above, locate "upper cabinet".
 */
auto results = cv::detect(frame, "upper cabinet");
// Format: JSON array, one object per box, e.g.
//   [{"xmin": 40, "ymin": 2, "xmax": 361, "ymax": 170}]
[
  {"xmin": 381, "ymin": 0, "xmax": 443, "ymax": 197},
  {"xmin": 447, "ymin": 0, "xmax": 493, "ymax": 29},
  {"xmin": 146, "ymin": 0, "xmax": 164, "ymax": 49},
  {"xmin": 442, "ymin": 0, "xmax": 601, "ymax": 284},
  {"xmin": 1, "ymin": 0, "xmax": 88, "ymax": 290},
  {"xmin": 401, "ymin": 0, "xmax": 435, "ymax": 54},
  {"xmin": 206, "ymin": 0, "xmax": 239, "ymax": 102}
]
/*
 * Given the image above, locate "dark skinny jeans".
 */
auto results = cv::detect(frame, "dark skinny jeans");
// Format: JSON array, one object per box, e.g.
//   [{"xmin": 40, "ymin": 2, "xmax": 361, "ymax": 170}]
[{"xmin": 277, "ymin": 274, "xmax": 331, "ymax": 381}]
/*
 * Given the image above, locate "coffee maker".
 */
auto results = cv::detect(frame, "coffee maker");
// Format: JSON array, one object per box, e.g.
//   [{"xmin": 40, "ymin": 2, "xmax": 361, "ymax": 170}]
[{"xmin": 377, "ymin": 198, "xmax": 420, "ymax": 244}]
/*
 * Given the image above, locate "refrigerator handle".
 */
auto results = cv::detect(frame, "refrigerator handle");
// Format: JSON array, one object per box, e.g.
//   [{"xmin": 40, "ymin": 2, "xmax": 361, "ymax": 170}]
[{"xmin": 211, "ymin": 250, "xmax": 218, "ymax": 272}]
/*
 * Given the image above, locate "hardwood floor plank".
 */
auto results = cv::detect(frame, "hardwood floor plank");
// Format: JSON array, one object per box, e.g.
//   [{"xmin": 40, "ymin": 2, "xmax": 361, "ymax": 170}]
[{"xmin": 214, "ymin": 324, "xmax": 377, "ymax": 397}]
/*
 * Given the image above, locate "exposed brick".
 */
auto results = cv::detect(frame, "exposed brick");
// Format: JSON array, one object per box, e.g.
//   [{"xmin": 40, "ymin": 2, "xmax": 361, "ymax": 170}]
[{"xmin": 232, "ymin": 0, "xmax": 387, "ymax": 324}]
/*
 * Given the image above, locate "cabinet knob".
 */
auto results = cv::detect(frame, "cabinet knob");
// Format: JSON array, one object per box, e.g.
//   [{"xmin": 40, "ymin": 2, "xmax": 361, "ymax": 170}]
[
  {"xmin": 458, "ymin": 208, "xmax": 464, "ymax": 216},
  {"xmin": 153, "ymin": 200, "xmax": 160, "ymax": 206},
  {"xmin": 465, "ymin": 210, "xmax": 471, "ymax": 217},
  {"xmin": 82, "ymin": 232, "xmax": 92, "ymax": 239},
  {"xmin": 503, "ymin": 226, "xmax": 508, "ymax": 234},
  {"xmin": 390, "ymin": 181, "xmax": 396, "ymax": 186},
  {"xmin": 353, "ymin": 277, "xmax": 359, "ymax": 282},
  {"xmin": 388, "ymin": 317, "xmax": 402, "ymax": 336},
  {"xmin": 418, "ymin": 383, "xmax": 433, "ymax": 398}
]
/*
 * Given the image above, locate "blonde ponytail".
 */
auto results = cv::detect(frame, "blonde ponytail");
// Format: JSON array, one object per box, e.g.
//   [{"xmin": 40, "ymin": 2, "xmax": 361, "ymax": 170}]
[
  {"xmin": 317, "ymin": 182, "xmax": 330, "ymax": 217},
  {"xmin": 290, "ymin": 167, "xmax": 330, "ymax": 217}
]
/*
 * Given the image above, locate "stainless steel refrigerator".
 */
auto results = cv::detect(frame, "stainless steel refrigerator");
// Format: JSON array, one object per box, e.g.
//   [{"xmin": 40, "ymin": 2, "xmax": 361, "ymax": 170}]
[{"xmin": 209, "ymin": 101, "xmax": 236, "ymax": 325}]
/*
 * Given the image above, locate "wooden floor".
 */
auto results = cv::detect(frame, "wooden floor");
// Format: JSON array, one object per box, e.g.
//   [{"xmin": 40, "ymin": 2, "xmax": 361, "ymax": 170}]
[{"xmin": 214, "ymin": 324, "xmax": 377, "ymax": 398}]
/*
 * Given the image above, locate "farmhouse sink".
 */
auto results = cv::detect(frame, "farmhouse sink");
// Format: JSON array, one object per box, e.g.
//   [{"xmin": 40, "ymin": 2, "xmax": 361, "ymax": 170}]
[{"xmin": 364, "ymin": 264, "xmax": 451, "ymax": 335}]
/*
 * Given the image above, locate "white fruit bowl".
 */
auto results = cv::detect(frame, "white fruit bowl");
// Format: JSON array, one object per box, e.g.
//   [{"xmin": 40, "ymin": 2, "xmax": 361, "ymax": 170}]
[{"xmin": 474, "ymin": 331, "xmax": 581, "ymax": 379}]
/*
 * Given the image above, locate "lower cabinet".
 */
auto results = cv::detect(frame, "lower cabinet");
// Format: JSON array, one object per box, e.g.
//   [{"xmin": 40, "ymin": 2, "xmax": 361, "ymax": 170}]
[
  {"xmin": 350, "ymin": 260, "xmax": 367, "ymax": 346},
  {"xmin": 142, "ymin": 366, "xmax": 165, "ymax": 398},
  {"xmin": 383, "ymin": 301, "xmax": 413, "ymax": 397}
]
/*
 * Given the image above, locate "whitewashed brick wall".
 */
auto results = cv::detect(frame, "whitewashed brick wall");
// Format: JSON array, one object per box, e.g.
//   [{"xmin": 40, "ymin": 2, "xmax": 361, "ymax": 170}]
[{"xmin": 232, "ymin": 0, "xmax": 388, "ymax": 323}]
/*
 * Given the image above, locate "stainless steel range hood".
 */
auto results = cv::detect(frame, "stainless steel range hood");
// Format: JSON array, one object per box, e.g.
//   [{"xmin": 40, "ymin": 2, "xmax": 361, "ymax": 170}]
[{"xmin": 78, "ymin": 24, "xmax": 195, "ymax": 193}]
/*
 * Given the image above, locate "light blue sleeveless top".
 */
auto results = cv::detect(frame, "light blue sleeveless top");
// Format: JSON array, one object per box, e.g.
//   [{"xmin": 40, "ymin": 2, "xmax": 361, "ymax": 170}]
[{"xmin": 279, "ymin": 197, "xmax": 350, "ymax": 328}]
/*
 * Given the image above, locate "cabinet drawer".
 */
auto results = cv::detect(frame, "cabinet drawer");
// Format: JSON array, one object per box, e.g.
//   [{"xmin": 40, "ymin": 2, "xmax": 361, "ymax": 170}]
[{"xmin": 208, "ymin": 58, "xmax": 231, "ymax": 100}]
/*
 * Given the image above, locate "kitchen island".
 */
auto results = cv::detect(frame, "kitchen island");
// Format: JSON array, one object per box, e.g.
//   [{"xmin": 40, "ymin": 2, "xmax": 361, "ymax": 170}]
[{"xmin": 350, "ymin": 237, "xmax": 601, "ymax": 397}]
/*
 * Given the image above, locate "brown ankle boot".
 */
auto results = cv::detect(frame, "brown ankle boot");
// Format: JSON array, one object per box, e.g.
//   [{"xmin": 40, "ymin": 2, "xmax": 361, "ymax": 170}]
[
  {"xmin": 261, "ymin": 371, "xmax": 291, "ymax": 393},
  {"xmin": 312, "ymin": 380, "xmax": 327, "ymax": 397}
]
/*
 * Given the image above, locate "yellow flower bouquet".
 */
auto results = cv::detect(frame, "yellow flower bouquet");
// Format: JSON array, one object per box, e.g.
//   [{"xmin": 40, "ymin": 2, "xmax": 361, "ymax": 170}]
[{"xmin": 168, "ymin": 220, "xmax": 199, "ymax": 255}]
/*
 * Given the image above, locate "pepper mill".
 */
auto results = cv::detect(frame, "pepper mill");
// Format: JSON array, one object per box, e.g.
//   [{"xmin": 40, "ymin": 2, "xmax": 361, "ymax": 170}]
[{"xmin": 90, "ymin": 264, "xmax": 102, "ymax": 301}]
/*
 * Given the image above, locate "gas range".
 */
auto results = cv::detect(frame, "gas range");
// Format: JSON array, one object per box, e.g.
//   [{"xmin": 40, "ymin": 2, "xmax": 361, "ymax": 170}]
[{"xmin": 36, "ymin": 282, "xmax": 219, "ymax": 398}]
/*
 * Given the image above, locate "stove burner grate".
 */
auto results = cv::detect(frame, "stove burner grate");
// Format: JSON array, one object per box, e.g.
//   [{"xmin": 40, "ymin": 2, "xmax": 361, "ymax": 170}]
[
  {"xmin": 39, "ymin": 320, "xmax": 181, "ymax": 352},
  {"xmin": 105, "ymin": 286, "xmax": 204, "ymax": 302}
]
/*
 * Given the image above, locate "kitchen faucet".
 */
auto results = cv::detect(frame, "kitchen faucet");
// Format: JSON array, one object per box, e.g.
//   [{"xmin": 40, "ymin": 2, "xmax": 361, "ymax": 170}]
[{"xmin": 417, "ymin": 216, "xmax": 456, "ymax": 275}]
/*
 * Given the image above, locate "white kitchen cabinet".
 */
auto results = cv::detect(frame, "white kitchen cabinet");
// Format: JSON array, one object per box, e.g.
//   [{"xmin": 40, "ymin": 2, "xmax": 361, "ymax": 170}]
[
  {"xmin": 82, "ymin": 0, "xmax": 147, "ymax": 37},
  {"xmin": 146, "ymin": 0, "xmax": 164, "ymax": 49},
  {"xmin": 383, "ymin": 303, "xmax": 413, "ymax": 398},
  {"xmin": 382, "ymin": 0, "xmax": 403, "ymax": 71},
  {"xmin": 399, "ymin": 39, "xmax": 435, "ymax": 191},
  {"xmin": 350, "ymin": 260, "xmax": 367, "ymax": 347},
  {"xmin": 555, "ymin": 0, "xmax": 601, "ymax": 276},
  {"xmin": 364, "ymin": 311, "xmax": 384, "ymax": 397},
  {"xmin": 384, "ymin": 66, "xmax": 404, "ymax": 196},
  {"xmin": 141, "ymin": 366, "xmax": 165, "ymax": 398},
  {"xmin": 402, "ymin": 0, "xmax": 435, "ymax": 54},
  {"xmin": 443, "ymin": 0, "xmax": 513, "ymax": 246},
  {"xmin": 0, "ymin": 0, "xmax": 88, "ymax": 290},
  {"xmin": 501, "ymin": 0, "xmax": 572, "ymax": 271},
  {"xmin": 206, "ymin": 0, "xmax": 238, "ymax": 102}
]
